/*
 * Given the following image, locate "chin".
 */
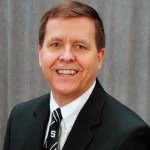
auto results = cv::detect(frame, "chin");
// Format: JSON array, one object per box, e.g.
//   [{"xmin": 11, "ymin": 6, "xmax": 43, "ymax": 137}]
[
  {"xmin": 53, "ymin": 86, "xmax": 81, "ymax": 97},
  {"xmin": 56, "ymin": 88, "xmax": 76, "ymax": 95}
]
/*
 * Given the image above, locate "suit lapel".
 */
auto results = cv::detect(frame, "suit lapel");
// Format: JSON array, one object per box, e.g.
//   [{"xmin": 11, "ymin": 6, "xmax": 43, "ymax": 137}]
[
  {"xmin": 23, "ymin": 79, "xmax": 106, "ymax": 150},
  {"xmin": 63, "ymin": 79, "xmax": 107, "ymax": 150},
  {"xmin": 24, "ymin": 94, "xmax": 50, "ymax": 150}
]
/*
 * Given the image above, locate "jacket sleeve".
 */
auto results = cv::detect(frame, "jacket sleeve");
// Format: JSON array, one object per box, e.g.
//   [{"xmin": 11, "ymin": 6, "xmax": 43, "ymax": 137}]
[{"xmin": 118, "ymin": 126, "xmax": 150, "ymax": 150}]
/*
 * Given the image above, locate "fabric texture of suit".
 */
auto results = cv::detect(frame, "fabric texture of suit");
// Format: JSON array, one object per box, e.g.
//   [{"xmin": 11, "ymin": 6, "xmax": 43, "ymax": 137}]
[{"xmin": 3, "ymin": 79, "xmax": 150, "ymax": 150}]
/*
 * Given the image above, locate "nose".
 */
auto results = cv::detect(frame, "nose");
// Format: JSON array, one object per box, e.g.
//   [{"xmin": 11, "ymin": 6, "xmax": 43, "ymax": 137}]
[{"xmin": 59, "ymin": 46, "xmax": 75, "ymax": 62}]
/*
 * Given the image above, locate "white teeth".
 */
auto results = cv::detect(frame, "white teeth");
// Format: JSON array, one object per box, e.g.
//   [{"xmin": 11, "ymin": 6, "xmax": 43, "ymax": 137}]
[{"xmin": 57, "ymin": 69, "xmax": 77, "ymax": 75}]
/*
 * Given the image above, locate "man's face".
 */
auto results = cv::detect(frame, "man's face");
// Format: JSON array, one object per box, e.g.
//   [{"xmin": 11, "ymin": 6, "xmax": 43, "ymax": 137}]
[{"xmin": 39, "ymin": 17, "xmax": 105, "ymax": 105}]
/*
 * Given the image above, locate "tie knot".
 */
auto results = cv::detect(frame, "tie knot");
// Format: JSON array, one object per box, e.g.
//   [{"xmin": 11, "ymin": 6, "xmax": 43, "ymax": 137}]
[{"xmin": 51, "ymin": 108, "xmax": 62, "ymax": 124}]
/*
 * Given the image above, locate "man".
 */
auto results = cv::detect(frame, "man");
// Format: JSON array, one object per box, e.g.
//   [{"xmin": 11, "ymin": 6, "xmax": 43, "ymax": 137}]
[{"xmin": 3, "ymin": 1, "xmax": 150, "ymax": 150}]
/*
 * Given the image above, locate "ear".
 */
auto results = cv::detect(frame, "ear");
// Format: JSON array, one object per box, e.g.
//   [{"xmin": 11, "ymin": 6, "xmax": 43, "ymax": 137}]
[
  {"xmin": 38, "ymin": 45, "xmax": 43, "ymax": 67},
  {"xmin": 97, "ymin": 48, "xmax": 105, "ymax": 69}
]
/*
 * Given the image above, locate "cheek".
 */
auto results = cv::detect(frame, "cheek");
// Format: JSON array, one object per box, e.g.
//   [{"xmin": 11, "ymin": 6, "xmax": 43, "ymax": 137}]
[
  {"xmin": 79, "ymin": 55, "xmax": 99, "ymax": 70},
  {"xmin": 41, "ymin": 52, "xmax": 56, "ymax": 66},
  {"xmin": 41, "ymin": 56, "xmax": 49, "ymax": 67}
]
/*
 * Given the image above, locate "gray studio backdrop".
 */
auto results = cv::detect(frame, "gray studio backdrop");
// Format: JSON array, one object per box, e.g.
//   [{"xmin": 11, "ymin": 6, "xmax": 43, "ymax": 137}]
[{"xmin": 0, "ymin": 0, "xmax": 150, "ymax": 148}]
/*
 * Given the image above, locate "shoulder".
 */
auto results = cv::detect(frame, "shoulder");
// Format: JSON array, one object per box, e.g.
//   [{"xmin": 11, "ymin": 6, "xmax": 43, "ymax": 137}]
[
  {"xmin": 12, "ymin": 93, "xmax": 50, "ymax": 111},
  {"xmin": 10, "ymin": 93, "xmax": 50, "ymax": 119},
  {"xmin": 102, "ymin": 94, "xmax": 150, "ymax": 148},
  {"xmin": 94, "ymin": 91, "xmax": 150, "ymax": 149},
  {"xmin": 93, "ymin": 79, "xmax": 148, "ymax": 133},
  {"xmin": 103, "ymin": 94, "xmax": 147, "ymax": 127}
]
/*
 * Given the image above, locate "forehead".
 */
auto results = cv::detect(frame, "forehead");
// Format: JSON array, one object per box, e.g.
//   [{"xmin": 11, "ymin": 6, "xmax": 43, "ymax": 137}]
[{"xmin": 45, "ymin": 17, "xmax": 96, "ymax": 40}]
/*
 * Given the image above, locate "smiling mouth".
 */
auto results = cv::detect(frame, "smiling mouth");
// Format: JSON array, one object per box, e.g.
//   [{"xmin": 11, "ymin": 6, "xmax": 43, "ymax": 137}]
[{"xmin": 56, "ymin": 69, "xmax": 78, "ymax": 76}]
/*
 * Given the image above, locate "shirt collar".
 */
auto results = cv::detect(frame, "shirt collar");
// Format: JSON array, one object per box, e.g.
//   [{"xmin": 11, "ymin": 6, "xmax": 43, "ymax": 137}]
[{"xmin": 50, "ymin": 80, "xmax": 96, "ymax": 131}]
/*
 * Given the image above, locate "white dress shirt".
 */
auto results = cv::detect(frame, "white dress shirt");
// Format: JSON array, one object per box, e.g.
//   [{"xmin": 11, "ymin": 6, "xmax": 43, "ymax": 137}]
[{"xmin": 44, "ymin": 81, "xmax": 96, "ymax": 150}]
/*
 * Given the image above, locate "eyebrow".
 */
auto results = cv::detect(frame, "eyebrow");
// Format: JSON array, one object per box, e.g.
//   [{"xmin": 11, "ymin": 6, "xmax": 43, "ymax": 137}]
[
  {"xmin": 73, "ymin": 39, "xmax": 89, "ymax": 45},
  {"xmin": 47, "ymin": 37, "xmax": 89, "ymax": 45},
  {"xmin": 48, "ymin": 37, "xmax": 63, "ymax": 43}
]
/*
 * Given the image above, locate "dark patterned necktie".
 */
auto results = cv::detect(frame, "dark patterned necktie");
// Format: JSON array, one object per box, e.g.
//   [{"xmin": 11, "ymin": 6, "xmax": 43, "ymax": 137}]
[{"xmin": 43, "ymin": 108, "xmax": 62, "ymax": 150}]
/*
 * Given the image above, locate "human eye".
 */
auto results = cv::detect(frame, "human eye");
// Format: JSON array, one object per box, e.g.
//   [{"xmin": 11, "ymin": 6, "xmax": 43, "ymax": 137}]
[
  {"xmin": 51, "ymin": 42, "xmax": 61, "ymax": 47},
  {"xmin": 75, "ymin": 44, "xmax": 86, "ymax": 50}
]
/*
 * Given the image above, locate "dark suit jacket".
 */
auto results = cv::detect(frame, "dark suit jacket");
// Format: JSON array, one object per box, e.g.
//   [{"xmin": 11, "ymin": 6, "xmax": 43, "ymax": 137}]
[{"xmin": 3, "ymin": 79, "xmax": 150, "ymax": 150}]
